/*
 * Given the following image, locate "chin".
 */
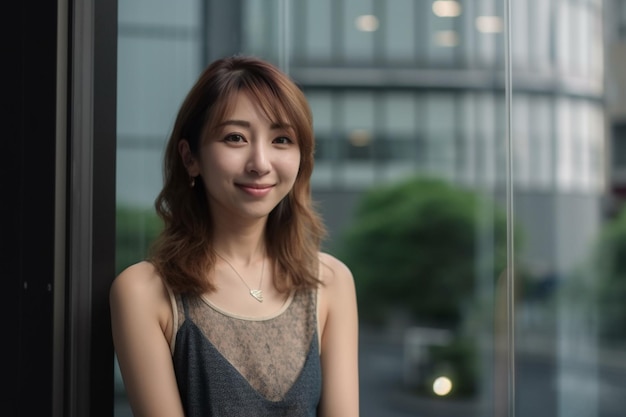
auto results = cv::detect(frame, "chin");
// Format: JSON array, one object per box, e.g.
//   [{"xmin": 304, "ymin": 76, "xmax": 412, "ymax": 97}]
[{"xmin": 238, "ymin": 205, "xmax": 278, "ymax": 221}]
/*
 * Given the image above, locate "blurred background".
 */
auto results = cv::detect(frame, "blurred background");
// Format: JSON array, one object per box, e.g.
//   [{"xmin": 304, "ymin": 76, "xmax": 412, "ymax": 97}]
[{"xmin": 114, "ymin": 0, "xmax": 626, "ymax": 416}]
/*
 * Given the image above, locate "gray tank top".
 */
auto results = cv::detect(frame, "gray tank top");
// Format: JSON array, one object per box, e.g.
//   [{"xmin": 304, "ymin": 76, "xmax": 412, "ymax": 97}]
[{"xmin": 171, "ymin": 290, "xmax": 321, "ymax": 416}]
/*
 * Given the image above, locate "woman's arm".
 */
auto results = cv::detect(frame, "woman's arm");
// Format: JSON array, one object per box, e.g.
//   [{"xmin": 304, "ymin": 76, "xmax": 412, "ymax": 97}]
[
  {"xmin": 110, "ymin": 261, "xmax": 186, "ymax": 417},
  {"xmin": 317, "ymin": 253, "xmax": 359, "ymax": 417}
]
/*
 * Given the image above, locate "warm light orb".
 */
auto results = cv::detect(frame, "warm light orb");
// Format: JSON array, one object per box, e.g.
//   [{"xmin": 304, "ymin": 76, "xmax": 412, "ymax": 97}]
[
  {"xmin": 432, "ymin": 0, "xmax": 462, "ymax": 17},
  {"xmin": 433, "ymin": 376, "xmax": 453, "ymax": 396},
  {"xmin": 349, "ymin": 129, "xmax": 371, "ymax": 147},
  {"xmin": 476, "ymin": 16, "xmax": 503, "ymax": 33},
  {"xmin": 355, "ymin": 15, "xmax": 379, "ymax": 32}
]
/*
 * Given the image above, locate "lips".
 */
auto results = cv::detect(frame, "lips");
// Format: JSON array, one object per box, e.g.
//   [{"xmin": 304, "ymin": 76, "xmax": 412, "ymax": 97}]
[{"xmin": 236, "ymin": 183, "xmax": 274, "ymax": 197}]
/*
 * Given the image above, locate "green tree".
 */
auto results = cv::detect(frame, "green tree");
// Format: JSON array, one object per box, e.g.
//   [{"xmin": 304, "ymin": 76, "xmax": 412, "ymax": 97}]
[
  {"xmin": 115, "ymin": 206, "xmax": 162, "ymax": 274},
  {"xmin": 334, "ymin": 176, "xmax": 513, "ymax": 397},
  {"xmin": 336, "ymin": 176, "xmax": 508, "ymax": 328},
  {"xmin": 591, "ymin": 207, "xmax": 626, "ymax": 343}
]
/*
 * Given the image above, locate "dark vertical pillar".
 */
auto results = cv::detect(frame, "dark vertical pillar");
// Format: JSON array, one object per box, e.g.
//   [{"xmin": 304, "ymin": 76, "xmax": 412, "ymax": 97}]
[
  {"xmin": 90, "ymin": 0, "xmax": 117, "ymax": 415},
  {"xmin": 1, "ymin": 1, "xmax": 58, "ymax": 416},
  {"xmin": 66, "ymin": 0, "xmax": 117, "ymax": 416}
]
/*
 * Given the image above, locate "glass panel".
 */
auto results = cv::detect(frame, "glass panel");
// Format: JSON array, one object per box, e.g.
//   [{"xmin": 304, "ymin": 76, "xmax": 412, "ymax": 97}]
[
  {"xmin": 342, "ymin": 0, "xmax": 376, "ymax": 63},
  {"xmin": 384, "ymin": 0, "xmax": 416, "ymax": 62},
  {"xmin": 115, "ymin": 1, "xmax": 204, "ymax": 415},
  {"xmin": 115, "ymin": 1, "xmax": 509, "ymax": 416},
  {"xmin": 304, "ymin": 0, "xmax": 333, "ymax": 62},
  {"xmin": 512, "ymin": 0, "xmax": 626, "ymax": 416}
]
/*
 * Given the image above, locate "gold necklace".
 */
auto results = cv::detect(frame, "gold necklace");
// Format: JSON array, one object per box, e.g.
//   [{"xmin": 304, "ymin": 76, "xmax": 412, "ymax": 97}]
[{"xmin": 215, "ymin": 252, "xmax": 265, "ymax": 302}]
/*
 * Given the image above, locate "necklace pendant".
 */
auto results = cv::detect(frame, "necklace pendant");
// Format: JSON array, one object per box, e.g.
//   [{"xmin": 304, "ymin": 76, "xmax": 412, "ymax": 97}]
[{"xmin": 250, "ymin": 289, "xmax": 263, "ymax": 302}]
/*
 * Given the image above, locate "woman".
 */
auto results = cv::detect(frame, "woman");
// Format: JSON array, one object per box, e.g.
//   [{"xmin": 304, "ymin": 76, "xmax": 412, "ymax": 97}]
[{"xmin": 110, "ymin": 55, "xmax": 359, "ymax": 417}]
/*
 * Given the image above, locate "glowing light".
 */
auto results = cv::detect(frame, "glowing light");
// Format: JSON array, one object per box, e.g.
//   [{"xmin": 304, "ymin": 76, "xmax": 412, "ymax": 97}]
[
  {"xmin": 433, "ymin": 376, "xmax": 453, "ymax": 396},
  {"xmin": 476, "ymin": 16, "xmax": 503, "ymax": 33},
  {"xmin": 432, "ymin": 0, "xmax": 462, "ymax": 17},
  {"xmin": 349, "ymin": 129, "xmax": 371, "ymax": 147},
  {"xmin": 434, "ymin": 30, "xmax": 459, "ymax": 47},
  {"xmin": 355, "ymin": 15, "xmax": 379, "ymax": 32}
]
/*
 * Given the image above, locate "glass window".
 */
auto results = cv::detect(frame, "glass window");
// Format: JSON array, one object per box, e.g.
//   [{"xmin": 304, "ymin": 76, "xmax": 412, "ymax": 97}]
[
  {"xmin": 587, "ymin": 101, "xmax": 606, "ymax": 192},
  {"xmin": 459, "ymin": 93, "xmax": 479, "ymax": 185},
  {"xmin": 529, "ymin": 0, "xmax": 553, "ymax": 71},
  {"xmin": 614, "ymin": 121, "xmax": 626, "ymax": 159},
  {"xmin": 513, "ymin": 95, "xmax": 531, "ymax": 188},
  {"xmin": 342, "ymin": 91, "xmax": 376, "ymax": 132},
  {"xmin": 556, "ymin": 97, "xmax": 575, "ymax": 190},
  {"xmin": 382, "ymin": 93, "xmax": 417, "ymax": 135},
  {"xmin": 475, "ymin": 92, "xmax": 498, "ymax": 187},
  {"xmin": 113, "ymin": 1, "xmax": 626, "ymax": 417},
  {"xmin": 384, "ymin": 0, "xmax": 416, "ymax": 62},
  {"xmin": 427, "ymin": 5, "xmax": 460, "ymax": 65},
  {"xmin": 459, "ymin": 0, "xmax": 479, "ymax": 67},
  {"xmin": 475, "ymin": 0, "xmax": 504, "ymax": 68},
  {"xmin": 118, "ymin": 0, "xmax": 199, "ymax": 26},
  {"xmin": 115, "ymin": 2, "xmax": 205, "ymax": 414},
  {"xmin": 307, "ymin": 92, "xmax": 334, "ymax": 132},
  {"xmin": 528, "ymin": 95, "xmax": 555, "ymax": 189},
  {"xmin": 621, "ymin": 0, "xmax": 626, "ymax": 40},
  {"xmin": 425, "ymin": 93, "xmax": 457, "ymax": 179},
  {"xmin": 342, "ymin": 0, "xmax": 376, "ymax": 62},
  {"xmin": 556, "ymin": 1, "xmax": 573, "ymax": 73},
  {"xmin": 242, "ymin": 0, "xmax": 279, "ymax": 60},
  {"xmin": 304, "ymin": 0, "xmax": 333, "ymax": 62},
  {"xmin": 576, "ymin": 1, "xmax": 591, "ymax": 76},
  {"xmin": 590, "ymin": 4, "xmax": 605, "ymax": 80},
  {"xmin": 511, "ymin": 0, "xmax": 529, "ymax": 69}
]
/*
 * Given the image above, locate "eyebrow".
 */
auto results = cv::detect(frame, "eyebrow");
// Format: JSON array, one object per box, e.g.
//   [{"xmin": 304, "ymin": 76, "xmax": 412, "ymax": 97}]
[{"xmin": 218, "ymin": 119, "xmax": 293, "ymax": 130}]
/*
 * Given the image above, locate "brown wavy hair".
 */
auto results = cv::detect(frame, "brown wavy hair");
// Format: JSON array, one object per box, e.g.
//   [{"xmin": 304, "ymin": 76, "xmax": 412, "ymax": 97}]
[{"xmin": 148, "ymin": 55, "xmax": 326, "ymax": 295}]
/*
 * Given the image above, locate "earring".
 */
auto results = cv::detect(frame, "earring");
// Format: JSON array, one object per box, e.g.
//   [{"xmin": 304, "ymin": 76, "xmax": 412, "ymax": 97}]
[{"xmin": 190, "ymin": 176, "xmax": 196, "ymax": 188}]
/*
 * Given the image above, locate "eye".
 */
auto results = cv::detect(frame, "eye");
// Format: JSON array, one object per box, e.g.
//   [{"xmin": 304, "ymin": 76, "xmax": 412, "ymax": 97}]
[
  {"xmin": 224, "ymin": 134, "xmax": 246, "ymax": 143},
  {"xmin": 273, "ymin": 136, "xmax": 294, "ymax": 145}
]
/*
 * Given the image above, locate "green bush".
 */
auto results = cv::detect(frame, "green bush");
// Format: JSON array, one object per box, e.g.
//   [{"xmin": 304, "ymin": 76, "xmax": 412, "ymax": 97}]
[
  {"xmin": 334, "ymin": 176, "xmax": 511, "ymax": 397},
  {"xmin": 591, "ymin": 207, "xmax": 626, "ymax": 343},
  {"xmin": 115, "ymin": 206, "xmax": 162, "ymax": 274},
  {"xmin": 335, "ymin": 176, "xmax": 508, "ymax": 328}
]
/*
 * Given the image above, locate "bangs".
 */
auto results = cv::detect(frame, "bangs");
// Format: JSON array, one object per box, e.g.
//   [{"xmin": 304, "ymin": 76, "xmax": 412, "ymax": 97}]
[
  {"xmin": 246, "ymin": 83, "xmax": 295, "ymax": 129},
  {"xmin": 219, "ymin": 70, "xmax": 309, "ymax": 140},
  {"xmin": 204, "ymin": 88, "xmax": 299, "ymax": 143},
  {"xmin": 198, "ymin": 81, "xmax": 236, "ymax": 135},
  {"xmin": 245, "ymin": 80, "xmax": 313, "ymax": 151}
]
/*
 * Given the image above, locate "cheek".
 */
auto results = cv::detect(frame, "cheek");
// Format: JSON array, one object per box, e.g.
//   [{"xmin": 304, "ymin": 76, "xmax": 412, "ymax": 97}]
[
  {"xmin": 286, "ymin": 153, "xmax": 302, "ymax": 180},
  {"xmin": 200, "ymin": 150, "xmax": 237, "ymax": 175}
]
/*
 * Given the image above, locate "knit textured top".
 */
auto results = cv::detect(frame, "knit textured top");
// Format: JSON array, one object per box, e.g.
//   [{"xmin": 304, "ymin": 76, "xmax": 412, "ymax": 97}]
[{"xmin": 169, "ymin": 289, "xmax": 321, "ymax": 417}]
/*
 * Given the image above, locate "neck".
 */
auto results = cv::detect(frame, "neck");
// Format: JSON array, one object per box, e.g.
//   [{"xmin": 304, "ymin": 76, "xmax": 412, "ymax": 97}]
[{"xmin": 212, "ymin": 217, "xmax": 267, "ymax": 265}]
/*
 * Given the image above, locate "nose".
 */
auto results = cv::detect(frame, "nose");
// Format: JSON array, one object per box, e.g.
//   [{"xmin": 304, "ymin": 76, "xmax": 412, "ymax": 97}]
[{"xmin": 246, "ymin": 142, "xmax": 271, "ymax": 176}]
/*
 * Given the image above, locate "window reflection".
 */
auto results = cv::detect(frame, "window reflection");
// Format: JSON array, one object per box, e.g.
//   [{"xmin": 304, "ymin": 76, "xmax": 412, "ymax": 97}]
[{"xmin": 115, "ymin": 0, "xmax": 626, "ymax": 416}]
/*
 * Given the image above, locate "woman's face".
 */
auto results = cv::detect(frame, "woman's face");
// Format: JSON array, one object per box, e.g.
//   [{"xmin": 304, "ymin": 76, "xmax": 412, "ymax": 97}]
[{"xmin": 183, "ymin": 91, "xmax": 301, "ymax": 223}]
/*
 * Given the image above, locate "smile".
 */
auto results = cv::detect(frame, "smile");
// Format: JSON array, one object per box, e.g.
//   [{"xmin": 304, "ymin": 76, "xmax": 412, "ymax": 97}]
[{"xmin": 236, "ymin": 183, "xmax": 274, "ymax": 197}]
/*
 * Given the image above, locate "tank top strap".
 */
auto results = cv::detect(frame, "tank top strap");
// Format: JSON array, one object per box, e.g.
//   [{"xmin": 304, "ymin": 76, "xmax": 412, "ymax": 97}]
[
  {"xmin": 169, "ymin": 292, "xmax": 192, "ymax": 355},
  {"xmin": 179, "ymin": 293, "xmax": 191, "ymax": 319}
]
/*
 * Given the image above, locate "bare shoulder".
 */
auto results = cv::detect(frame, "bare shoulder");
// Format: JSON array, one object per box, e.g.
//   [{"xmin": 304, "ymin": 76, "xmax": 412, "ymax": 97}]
[
  {"xmin": 109, "ymin": 261, "xmax": 172, "ymax": 321},
  {"xmin": 111, "ymin": 261, "xmax": 164, "ymax": 296},
  {"xmin": 316, "ymin": 251, "xmax": 359, "ymax": 370},
  {"xmin": 318, "ymin": 252, "xmax": 355, "ymax": 293}
]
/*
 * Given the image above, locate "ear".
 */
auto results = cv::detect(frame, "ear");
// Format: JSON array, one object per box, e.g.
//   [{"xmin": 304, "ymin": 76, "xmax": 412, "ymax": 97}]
[{"xmin": 178, "ymin": 139, "xmax": 201, "ymax": 177}]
